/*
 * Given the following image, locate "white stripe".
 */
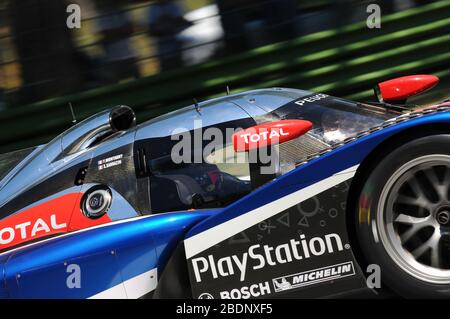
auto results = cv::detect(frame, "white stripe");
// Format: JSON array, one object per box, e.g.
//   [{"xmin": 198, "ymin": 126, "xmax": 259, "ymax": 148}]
[
  {"xmin": 89, "ymin": 268, "xmax": 158, "ymax": 299},
  {"xmin": 88, "ymin": 281, "xmax": 127, "ymax": 299},
  {"xmin": 185, "ymin": 164, "xmax": 359, "ymax": 259},
  {"xmin": 371, "ymin": 220, "xmax": 379, "ymax": 243},
  {"xmin": 123, "ymin": 268, "xmax": 158, "ymax": 299}
]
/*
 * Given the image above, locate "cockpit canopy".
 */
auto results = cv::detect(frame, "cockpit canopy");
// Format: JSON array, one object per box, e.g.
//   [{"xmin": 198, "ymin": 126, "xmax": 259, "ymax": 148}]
[{"xmin": 134, "ymin": 88, "xmax": 397, "ymax": 213}]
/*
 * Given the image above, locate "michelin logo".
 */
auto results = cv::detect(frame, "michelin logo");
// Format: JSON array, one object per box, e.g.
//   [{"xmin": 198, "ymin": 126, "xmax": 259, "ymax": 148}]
[
  {"xmin": 273, "ymin": 261, "xmax": 355, "ymax": 292},
  {"xmin": 191, "ymin": 233, "xmax": 345, "ymax": 283}
]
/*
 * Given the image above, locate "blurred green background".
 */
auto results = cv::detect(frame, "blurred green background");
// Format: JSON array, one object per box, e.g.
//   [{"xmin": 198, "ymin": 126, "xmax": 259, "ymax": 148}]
[{"xmin": 0, "ymin": 0, "xmax": 449, "ymax": 153}]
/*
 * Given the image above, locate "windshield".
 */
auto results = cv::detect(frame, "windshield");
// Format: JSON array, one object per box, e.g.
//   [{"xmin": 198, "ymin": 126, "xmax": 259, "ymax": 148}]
[
  {"xmin": 269, "ymin": 93, "xmax": 398, "ymax": 144},
  {"xmin": 0, "ymin": 147, "xmax": 37, "ymax": 183}
]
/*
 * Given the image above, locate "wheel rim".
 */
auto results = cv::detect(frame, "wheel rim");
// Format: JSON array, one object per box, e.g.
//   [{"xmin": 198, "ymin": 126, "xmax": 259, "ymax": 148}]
[{"xmin": 379, "ymin": 154, "xmax": 450, "ymax": 284}]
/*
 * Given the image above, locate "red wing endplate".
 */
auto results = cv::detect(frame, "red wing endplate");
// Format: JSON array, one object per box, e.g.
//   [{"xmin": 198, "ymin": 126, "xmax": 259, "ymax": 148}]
[{"xmin": 376, "ymin": 75, "xmax": 439, "ymax": 102}]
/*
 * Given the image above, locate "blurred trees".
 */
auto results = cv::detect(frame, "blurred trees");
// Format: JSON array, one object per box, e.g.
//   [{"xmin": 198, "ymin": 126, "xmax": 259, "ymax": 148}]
[{"xmin": 9, "ymin": 0, "xmax": 83, "ymax": 104}]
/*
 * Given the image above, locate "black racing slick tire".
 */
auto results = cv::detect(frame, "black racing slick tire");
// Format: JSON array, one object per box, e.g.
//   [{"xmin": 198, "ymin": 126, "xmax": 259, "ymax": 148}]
[{"xmin": 356, "ymin": 134, "xmax": 450, "ymax": 298}]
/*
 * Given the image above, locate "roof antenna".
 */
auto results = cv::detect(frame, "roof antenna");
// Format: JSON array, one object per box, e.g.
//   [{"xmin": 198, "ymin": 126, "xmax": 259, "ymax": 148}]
[
  {"xmin": 226, "ymin": 85, "xmax": 230, "ymax": 95},
  {"xmin": 68, "ymin": 102, "xmax": 77, "ymax": 124},
  {"xmin": 193, "ymin": 98, "xmax": 201, "ymax": 114}
]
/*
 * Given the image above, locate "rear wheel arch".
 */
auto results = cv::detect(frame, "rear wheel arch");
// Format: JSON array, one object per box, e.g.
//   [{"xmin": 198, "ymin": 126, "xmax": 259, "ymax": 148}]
[{"xmin": 345, "ymin": 123, "xmax": 450, "ymax": 275}]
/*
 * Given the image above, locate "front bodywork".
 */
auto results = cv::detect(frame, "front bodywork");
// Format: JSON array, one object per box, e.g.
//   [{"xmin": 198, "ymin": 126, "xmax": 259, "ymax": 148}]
[{"xmin": 0, "ymin": 87, "xmax": 448, "ymax": 298}]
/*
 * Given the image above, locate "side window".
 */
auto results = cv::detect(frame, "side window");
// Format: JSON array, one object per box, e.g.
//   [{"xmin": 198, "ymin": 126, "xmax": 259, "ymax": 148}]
[
  {"xmin": 150, "ymin": 166, "xmax": 252, "ymax": 213},
  {"xmin": 205, "ymin": 143, "xmax": 251, "ymax": 182},
  {"xmin": 135, "ymin": 100, "xmax": 261, "ymax": 213},
  {"xmin": 148, "ymin": 134, "xmax": 253, "ymax": 214}
]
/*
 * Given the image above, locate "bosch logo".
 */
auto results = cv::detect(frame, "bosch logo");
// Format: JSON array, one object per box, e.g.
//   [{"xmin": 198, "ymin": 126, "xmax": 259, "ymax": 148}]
[{"xmin": 219, "ymin": 282, "xmax": 271, "ymax": 299}]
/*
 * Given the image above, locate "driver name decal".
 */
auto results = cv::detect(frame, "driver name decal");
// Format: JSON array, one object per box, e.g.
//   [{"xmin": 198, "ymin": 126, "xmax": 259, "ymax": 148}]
[{"xmin": 98, "ymin": 154, "xmax": 123, "ymax": 170}]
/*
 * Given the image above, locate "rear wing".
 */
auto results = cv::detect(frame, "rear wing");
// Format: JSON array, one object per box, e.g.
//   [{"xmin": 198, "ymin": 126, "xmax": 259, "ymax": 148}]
[{"xmin": 374, "ymin": 74, "xmax": 439, "ymax": 104}]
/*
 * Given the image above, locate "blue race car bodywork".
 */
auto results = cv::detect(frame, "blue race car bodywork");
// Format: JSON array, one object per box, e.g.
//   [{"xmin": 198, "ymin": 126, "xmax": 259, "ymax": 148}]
[
  {"xmin": 0, "ymin": 210, "xmax": 215, "ymax": 298},
  {"xmin": 0, "ymin": 75, "xmax": 448, "ymax": 298}
]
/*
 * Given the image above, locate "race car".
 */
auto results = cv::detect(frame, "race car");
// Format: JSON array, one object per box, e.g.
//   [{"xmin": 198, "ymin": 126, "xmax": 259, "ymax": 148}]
[{"xmin": 0, "ymin": 74, "xmax": 448, "ymax": 299}]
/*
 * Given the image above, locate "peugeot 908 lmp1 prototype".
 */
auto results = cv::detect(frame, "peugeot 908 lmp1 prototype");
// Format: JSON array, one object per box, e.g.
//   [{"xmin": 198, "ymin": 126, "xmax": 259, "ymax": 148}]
[{"xmin": 0, "ymin": 74, "xmax": 449, "ymax": 298}]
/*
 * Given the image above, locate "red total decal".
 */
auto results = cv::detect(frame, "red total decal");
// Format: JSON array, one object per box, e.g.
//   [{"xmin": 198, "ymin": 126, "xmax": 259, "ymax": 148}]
[
  {"xmin": 0, "ymin": 192, "xmax": 112, "ymax": 251},
  {"xmin": 233, "ymin": 120, "xmax": 313, "ymax": 152},
  {"xmin": 378, "ymin": 75, "xmax": 439, "ymax": 101},
  {"xmin": 0, "ymin": 193, "xmax": 78, "ymax": 250}
]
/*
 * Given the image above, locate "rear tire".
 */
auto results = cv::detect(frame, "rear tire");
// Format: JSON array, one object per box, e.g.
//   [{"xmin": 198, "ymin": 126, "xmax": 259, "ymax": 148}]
[{"xmin": 356, "ymin": 134, "xmax": 450, "ymax": 298}]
